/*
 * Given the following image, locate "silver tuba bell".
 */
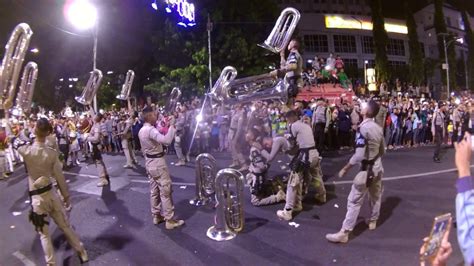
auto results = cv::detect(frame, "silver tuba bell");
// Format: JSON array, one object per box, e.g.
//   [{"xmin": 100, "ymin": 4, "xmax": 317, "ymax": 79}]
[
  {"xmin": 210, "ymin": 66, "xmax": 288, "ymax": 106},
  {"xmin": 0, "ymin": 23, "xmax": 33, "ymax": 112},
  {"xmin": 116, "ymin": 70, "xmax": 135, "ymax": 101},
  {"xmin": 12, "ymin": 62, "xmax": 38, "ymax": 116},
  {"xmin": 164, "ymin": 87, "xmax": 182, "ymax": 113},
  {"xmin": 75, "ymin": 69, "xmax": 103, "ymax": 106},
  {"xmin": 189, "ymin": 153, "xmax": 217, "ymax": 206},
  {"xmin": 207, "ymin": 168, "xmax": 245, "ymax": 241},
  {"xmin": 208, "ymin": 66, "xmax": 237, "ymax": 104},
  {"xmin": 258, "ymin": 7, "xmax": 301, "ymax": 54}
]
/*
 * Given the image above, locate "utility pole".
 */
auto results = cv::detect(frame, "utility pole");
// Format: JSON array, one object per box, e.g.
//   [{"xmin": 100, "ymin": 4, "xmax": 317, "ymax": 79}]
[
  {"xmin": 93, "ymin": 23, "xmax": 98, "ymax": 112},
  {"xmin": 207, "ymin": 14, "xmax": 213, "ymax": 90},
  {"xmin": 442, "ymin": 35, "xmax": 450, "ymax": 98}
]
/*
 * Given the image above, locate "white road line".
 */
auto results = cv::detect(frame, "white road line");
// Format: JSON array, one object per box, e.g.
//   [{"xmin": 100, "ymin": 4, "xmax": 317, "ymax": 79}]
[
  {"xmin": 130, "ymin": 179, "xmax": 195, "ymax": 186},
  {"xmin": 332, "ymin": 165, "xmax": 474, "ymax": 185},
  {"xmin": 12, "ymin": 251, "xmax": 36, "ymax": 266},
  {"xmin": 63, "ymin": 171, "xmax": 99, "ymax": 179}
]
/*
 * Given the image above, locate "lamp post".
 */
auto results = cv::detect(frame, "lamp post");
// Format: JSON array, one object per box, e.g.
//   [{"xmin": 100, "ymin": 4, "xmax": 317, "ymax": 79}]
[
  {"xmin": 364, "ymin": 60, "xmax": 368, "ymax": 86},
  {"xmin": 66, "ymin": 0, "xmax": 98, "ymax": 111},
  {"xmin": 207, "ymin": 14, "xmax": 213, "ymax": 90},
  {"xmin": 437, "ymin": 33, "xmax": 463, "ymax": 98}
]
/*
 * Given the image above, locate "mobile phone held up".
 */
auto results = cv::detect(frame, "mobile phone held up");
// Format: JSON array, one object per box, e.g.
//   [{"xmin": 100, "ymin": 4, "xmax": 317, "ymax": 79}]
[{"xmin": 421, "ymin": 213, "xmax": 452, "ymax": 261}]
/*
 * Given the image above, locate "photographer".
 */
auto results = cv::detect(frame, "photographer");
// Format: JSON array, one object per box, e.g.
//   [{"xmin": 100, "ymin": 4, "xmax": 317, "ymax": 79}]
[
  {"xmin": 454, "ymin": 132, "xmax": 473, "ymax": 265},
  {"xmin": 420, "ymin": 133, "xmax": 472, "ymax": 265}
]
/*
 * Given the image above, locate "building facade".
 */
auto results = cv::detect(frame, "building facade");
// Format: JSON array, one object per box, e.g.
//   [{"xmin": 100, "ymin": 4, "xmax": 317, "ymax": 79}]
[{"xmin": 277, "ymin": 0, "xmax": 472, "ymax": 87}]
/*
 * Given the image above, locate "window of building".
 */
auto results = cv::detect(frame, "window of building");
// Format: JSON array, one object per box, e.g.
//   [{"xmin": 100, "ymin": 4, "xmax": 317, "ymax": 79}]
[
  {"xmin": 333, "ymin": 35, "xmax": 356, "ymax": 53},
  {"xmin": 303, "ymin": 35, "xmax": 329, "ymax": 53},
  {"xmin": 344, "ymin": 58, "xmax": 358, "ymax": 67},
  {"xmin": 361, "ymin": 36, "xmax": 374, "ymax": 54},
  {"xmin": 389, "ymin": 61, "xmax": 407, "ymax": 67},
  {"xmin": 419, "ymin": 42, "xmax": 425, "ymax": 57},
  {"xmin": 386, "ymin": 38, "xmax": 405, "ymax": 56}
]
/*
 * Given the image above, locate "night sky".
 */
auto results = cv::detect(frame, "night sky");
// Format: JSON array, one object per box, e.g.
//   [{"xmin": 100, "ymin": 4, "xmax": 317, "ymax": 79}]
[{"xmin": 0, "ymin": 0, "xmax": 473, "ymax": 87}]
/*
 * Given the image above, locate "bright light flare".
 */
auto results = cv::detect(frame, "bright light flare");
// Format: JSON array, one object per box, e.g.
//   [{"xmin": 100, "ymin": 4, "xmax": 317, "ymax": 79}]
[
  {"xmin": 196, "ymin": 113, "xmax": 203, "ymax": 122},
  {"xmin": 151, "ymin": 0, "xmax": 158, "ymax": 10},
  {"xmin": 66, "ymin": 0, "xmax": 98, "ymax": 30},
  {"xmin": 30, "ymin": 48, "xmax": 39, "ymax": 53}
]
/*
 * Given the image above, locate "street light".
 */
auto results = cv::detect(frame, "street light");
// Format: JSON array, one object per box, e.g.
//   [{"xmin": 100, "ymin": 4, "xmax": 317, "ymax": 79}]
[
  {"xmin": 364, "ymin": 60, "xmax": 368, "ymax": 85},
  {"xmin": 437, "ymin": 33, "xmax": 463, "ymax": 98},
  {"xmin": 66, "ymin": 0, "xmax": 99, "ymax": 111}
]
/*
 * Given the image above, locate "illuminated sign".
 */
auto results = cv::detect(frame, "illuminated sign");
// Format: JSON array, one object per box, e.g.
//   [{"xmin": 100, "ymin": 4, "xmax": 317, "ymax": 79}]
[
  {"xmin": 165, "ymin": 0, "xmax": 196, "ymax": 27},
  {"xmin": 366, "ymin": 68, "xmax": 377, "ymax": 91},
  {"xmin": 325, "ymin": 15, "xmax": 408, "ymax": 34}
]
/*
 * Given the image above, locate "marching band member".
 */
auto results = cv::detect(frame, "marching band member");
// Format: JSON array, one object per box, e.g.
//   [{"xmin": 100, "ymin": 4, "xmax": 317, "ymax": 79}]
[
  {"xmin": 271, "ymin": 38, "xmax": 303, "ymax": 107},
  {"xmin": 0, "ymin": 126, "xmax": 9, "ymax": 179},
  {"xmin": 261, "ymin": 135, "xmax": 291, "ymax": 163},
  {"xmin": 138, "ymin": 107, "xmax": 184, "ymax": 229},
  {"xmin": 120, "ymin": 113, "xmax": 137, "ymax": 168},
  {"xmin": 326, "ymin": 100, "xmax": 385, "ymax": 243},
  {"xmin": 228, "ymin": 104, "xmax": 248, "ymax": 171},
  {"xmin": 16, "ymin": 118, "xmax": 88, "ymax": 264},
  {"xmin": 245, "ymin": 128, "xmax": 286, "ymax": 206},
  {"xmin": 174, "ymin": 107, "xmax": 187, "ymax": 166},
  {"xmin": 86, "ymin": 113, "xmax": 110, "ymax": 187},
  {"xmin": 276, "ymin": 110, "xmax": 326, "ymax": 221},
  {"xmin": 55, "ymin": 116, "xmax": 70, "ymax": 168}
]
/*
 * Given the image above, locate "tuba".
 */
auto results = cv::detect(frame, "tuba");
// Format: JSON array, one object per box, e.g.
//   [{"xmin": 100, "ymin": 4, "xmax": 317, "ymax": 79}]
[
  {"xmin": 116, "ymin": 70, "xmax": 135, "ymax": 101},
  {"xmin": 210, "ymin": 66, "xmax": 288, "ymax": 106},
  {"xmin": 75, "ymin": 69, "xmax": 103, "ymax": 105},
  {"xmin": 189, "ymin": 153, "xmax": 217, "ymax": 206},
  {"xmin": 164, "ymin": 87, "xmax": 182, "ymax": 113},
  {"xmin": 12, "ymin": 62, "xmax": 38, "ymax": 116},
  {"xmin": 0, "ymin": 23, "xmax": 33, "ymax": 112},
  {"xmin": 207, "ymin": 168, "xmax": 245, "ymax": 241},
  {"xmin": 258, "ymin": 7, "xmax": 301, "ymax": 54},
  {"xmin": 208, "ymin": 66, "xmax": 237, "ymax": 104}
]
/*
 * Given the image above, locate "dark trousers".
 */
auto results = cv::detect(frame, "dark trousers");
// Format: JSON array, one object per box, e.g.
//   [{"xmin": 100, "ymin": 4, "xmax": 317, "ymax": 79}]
[
  {"xmin": 314, "ymin": 123, "xmax": 326, "ymax": 152},
  {"xmin": 59, "ymin": 144, "xmax": 69, "ymax": 165},
  {"xmin": 433, "ymin": 126, "xmax": 443, "ymax": 159}
]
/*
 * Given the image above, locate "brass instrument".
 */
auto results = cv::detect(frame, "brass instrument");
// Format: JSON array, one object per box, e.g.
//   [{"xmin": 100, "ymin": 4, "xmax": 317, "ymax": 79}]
[
  {"xmin": 208, "ymin": 66, "xmax": 237, "ymax": 104},
  {"xmin": 116, "ymin": 70, "xmax": 135, "ymax": 101},
  {"xmin": 164, "ymin": 87, "xmax": 182, "ymax": 113},
  {"xmin": 189, "ymin": 153, "xmax": 217, "ymax": 206},
  {"xmin": 12, "ymin": 62, "xmax": 38, "ymax": 116},
  {"xmin": 258, "ymin": 7, "xmax": 301, "ymax": 54},
  {"xmin": 207, "ymin": 168, "xmax": 245, "ymax": 241},
  {"xmin": 75, "ymin": 69, "xmax": 103, "ymax": 105},
  {"xmin": 0, "ymin": 23, "xmax": 33, "ymax": 112},
  {"xmin": 210, "ymin": 66, "xmax": 289, "ymax": 106}
]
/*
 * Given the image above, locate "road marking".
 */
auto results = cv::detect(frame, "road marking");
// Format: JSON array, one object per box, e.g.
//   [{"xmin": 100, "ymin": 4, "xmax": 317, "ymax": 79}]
[
  {"xmin": 332, "ymin": 165, "xmax": 474, "ymax": 185},
  {"xmin": 63, "ymin": 171, "xmax": 99, "ymax": 179},
  {"xmin": 12, "ymin": 251, "xmax": 36, "ymax": 266},
  {"xmin": 130, "ymin": 179, "xmax": 195, "ymax": 186}
]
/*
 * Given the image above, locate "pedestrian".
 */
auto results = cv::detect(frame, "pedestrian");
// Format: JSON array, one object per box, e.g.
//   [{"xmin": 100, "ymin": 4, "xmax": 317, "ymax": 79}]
[
  {"xmin": 86, "ymin": 112, "xmax": 110, "ymax": 187},
  {"xmin": 432, "ymin": 102, "xmax": 447, "ymax": 163}
]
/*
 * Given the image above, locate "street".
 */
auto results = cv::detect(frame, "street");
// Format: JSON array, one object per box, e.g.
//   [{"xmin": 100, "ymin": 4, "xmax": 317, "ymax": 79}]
[{"xmin": 0, "ymin": 146, "xmax": 468, "ymax": 266}]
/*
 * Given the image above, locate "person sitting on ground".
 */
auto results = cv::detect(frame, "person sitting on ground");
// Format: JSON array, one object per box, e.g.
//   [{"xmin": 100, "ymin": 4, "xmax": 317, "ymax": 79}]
[{"xmin": 245, "ymin": 128, "xmax": 286, "ymax": 206}]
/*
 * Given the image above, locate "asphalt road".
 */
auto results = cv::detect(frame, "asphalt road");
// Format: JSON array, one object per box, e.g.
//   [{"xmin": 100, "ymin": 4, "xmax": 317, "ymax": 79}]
[{"xmin": 0, "ymin": 145, "xmax": 471, "ymax": 266}]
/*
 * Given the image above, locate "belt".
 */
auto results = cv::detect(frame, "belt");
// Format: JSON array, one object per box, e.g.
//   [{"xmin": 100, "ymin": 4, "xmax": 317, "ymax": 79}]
[
  {"xmin": 29, "ymin": 184, "xmax": 52, "ymax": 196},
  {"xmin": 299, "ymin": 146, "xmax": 316, "ymax": 152},
  {"xmin": 146, "ymin": 152, "xmax": 164, "ymax": 159}
]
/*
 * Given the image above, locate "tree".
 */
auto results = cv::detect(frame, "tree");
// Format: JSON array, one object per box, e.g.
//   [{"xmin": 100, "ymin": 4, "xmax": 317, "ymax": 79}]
[
  {"xmin": 144, "ymin": 0, "xmax": 279, "ymax": 103},
  {"xmin": 405, "ymin": 1, "xmax": 425, "ymax": 86},
  {"xmin": 369, "ymin": 0, "xmax": 390, "ymax": 83},
  {"xmin": 460, "ymin": 8, "xmax": 474, "ymax": 90},
  {"xmin": 434, "ymin": 0, "xmax": 457, "ymax": 92}
]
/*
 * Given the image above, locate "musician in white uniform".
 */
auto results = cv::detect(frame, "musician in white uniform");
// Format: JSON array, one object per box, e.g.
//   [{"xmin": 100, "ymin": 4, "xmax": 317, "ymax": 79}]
[
  {"xmin": 138, "ymin": 107, "xmax": 184, "ymax": 229},
  {"xmin": 120, "ymin": 113, "xmax": 137, "ymax": 168}
]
